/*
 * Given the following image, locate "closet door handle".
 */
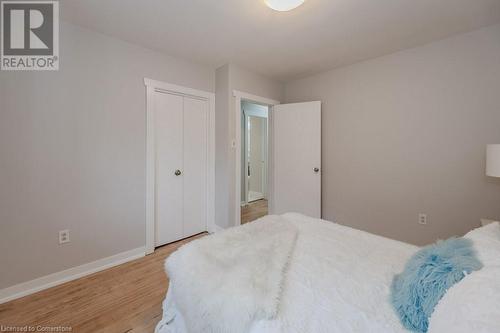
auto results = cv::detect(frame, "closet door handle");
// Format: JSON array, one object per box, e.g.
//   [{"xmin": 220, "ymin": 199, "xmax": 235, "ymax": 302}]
[{"xmin": 174, "ymin": 170, "xmax": 182, "ymax": 176}]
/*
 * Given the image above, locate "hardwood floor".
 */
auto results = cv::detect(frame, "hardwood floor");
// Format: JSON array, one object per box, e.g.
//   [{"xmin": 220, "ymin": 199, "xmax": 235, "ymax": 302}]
[
  {"xmin": 241, "ymin": 199, "xmax": 268, "ymax": 224},
  {"xmin": 0, "ymin": 234, "xmax": 205, "ymax": 333}
]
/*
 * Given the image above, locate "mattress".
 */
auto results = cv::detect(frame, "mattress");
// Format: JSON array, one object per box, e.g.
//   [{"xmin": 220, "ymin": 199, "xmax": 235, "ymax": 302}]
[{"xmin": 156, "ymin": 213, "xmax": 419, "ymax": 333}]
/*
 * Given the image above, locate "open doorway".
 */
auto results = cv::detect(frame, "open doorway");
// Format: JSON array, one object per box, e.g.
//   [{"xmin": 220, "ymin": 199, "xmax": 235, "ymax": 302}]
[{"xmin": 241, "ymin": 101, "xmax": 269, "ymax": 224}]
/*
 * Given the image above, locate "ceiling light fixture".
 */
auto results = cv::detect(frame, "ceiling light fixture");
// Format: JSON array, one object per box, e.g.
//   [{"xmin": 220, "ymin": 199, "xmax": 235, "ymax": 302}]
[{"xmin": 265, "ymin": 0, "xmax": 305, "ymax": 12}]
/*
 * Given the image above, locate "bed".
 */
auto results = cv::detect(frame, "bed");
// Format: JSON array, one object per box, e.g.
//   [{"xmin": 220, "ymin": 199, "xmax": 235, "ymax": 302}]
[{"xmin": 155, "ymin": 213, "xmax": 500, "ymax": 333}]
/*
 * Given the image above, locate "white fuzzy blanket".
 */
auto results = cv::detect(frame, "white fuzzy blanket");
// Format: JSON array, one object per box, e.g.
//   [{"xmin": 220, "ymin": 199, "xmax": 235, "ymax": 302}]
[
  {"xmin": 157, "ymin": 213, "xmax": 420, "ymax": 333},
  {"xmin": 164, "ymin": 216, "xmax": 298, "ymax": 333}
]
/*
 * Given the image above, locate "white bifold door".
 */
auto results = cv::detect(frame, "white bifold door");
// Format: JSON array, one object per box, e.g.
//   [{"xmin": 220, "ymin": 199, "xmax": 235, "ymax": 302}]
[
  {"xmin": 154, "ymin": 91, "xmax": 208, "ymax": 246},
  {"xmin": 272, "ymin": 101, "xmax": 321, "ymax": 218}
]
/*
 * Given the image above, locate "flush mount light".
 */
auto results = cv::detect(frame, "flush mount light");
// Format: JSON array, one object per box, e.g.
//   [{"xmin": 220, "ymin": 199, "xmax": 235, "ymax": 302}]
[{"xmin": 265, "ymin": 0, "xmax": 305, "ymax": 11}]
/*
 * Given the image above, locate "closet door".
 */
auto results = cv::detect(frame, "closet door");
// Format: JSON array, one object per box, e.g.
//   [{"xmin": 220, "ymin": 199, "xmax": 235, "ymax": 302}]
[
  {"xmin": 155, "ymin": 92, "xmax": 184, "ymax": 245},
  {"xmin": 183, "ymin": 97, "xmax": 208, "ymax": 236}
]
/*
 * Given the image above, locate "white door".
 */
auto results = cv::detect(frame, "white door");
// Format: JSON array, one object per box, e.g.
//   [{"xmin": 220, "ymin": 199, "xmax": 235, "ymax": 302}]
[
  {"xmin": 154, "ymin": 92, "xmax": 208, "ymax": 246},
  {"xmin": 272, "ymin": 101, "xmax": 321, "ymax": 218},
  {"xmin": 155, "ymin": 92, "xmax": 184, "ymax": 245},
  {"xmin": 182, "ymin": 97, "xmax": 208, "ymax": 236}
]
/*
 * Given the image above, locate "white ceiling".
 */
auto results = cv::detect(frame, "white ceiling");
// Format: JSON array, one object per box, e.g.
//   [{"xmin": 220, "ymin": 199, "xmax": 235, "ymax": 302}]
[{"xmin": 61, "ymin": 0, "xmax": 500, "ymax": 81}]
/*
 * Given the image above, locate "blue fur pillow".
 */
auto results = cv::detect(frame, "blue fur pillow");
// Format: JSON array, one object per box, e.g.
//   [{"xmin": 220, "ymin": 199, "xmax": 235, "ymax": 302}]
[{"xmin": 390, "ymin": 238, "xmax": 482, "ymax": 333}]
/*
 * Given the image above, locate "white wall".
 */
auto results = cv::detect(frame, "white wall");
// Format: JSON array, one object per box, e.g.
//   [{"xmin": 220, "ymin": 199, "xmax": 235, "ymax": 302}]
[
  {"xmin": 215, "ymin": 64, "xmax": 283, "ymax": 228},
  {"xmin": 285, "ymin": 24, "xmax": 500, "ymax": 245},
  {"xmin": 0, "ymin": 22, "xmax": 214, "ymax": 289}
]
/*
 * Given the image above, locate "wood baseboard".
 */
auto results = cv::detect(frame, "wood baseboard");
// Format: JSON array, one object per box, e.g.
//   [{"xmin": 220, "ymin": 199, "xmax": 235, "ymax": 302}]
[{"xmin": 0, "ymin": 247, "xmax": 145, "ymax": 304}]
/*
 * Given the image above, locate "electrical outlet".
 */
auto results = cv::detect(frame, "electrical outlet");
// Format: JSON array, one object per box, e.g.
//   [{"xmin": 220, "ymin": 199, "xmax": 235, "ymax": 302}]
[
  {"xmin": 59, "ymin": 229, "xmax": 70, "ymax": 244},
  {"xmin": 418, "ymin": 213, "xmax": 427, "ymax": 225}
]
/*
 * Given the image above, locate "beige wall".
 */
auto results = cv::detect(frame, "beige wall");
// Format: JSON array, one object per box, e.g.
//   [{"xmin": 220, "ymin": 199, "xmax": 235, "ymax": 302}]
[
  {"xmin": 0, "ymin": 22, "xmax": 214, "ymax": 289},
  {"xmin": 215, "ymin": 64, "xmax": 284, "ymax": 228},
  {"xmin": 285, "ymin": 24, "xmax": 500, "ymax": 245},
  {"xmin": 215, "ymin": 64, "xmax": 231, "ymax": 228}
]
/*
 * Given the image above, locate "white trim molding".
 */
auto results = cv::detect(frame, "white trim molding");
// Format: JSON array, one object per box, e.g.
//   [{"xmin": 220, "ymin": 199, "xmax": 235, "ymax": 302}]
[
  {"xmin": 233, "ymin": 90, "xmax": 280, "ymax": 227},
  {"xmin": 0, "ymin": 247, "xmax": 145, "ymax": 304},
  {"xmin": 233, "ymin": 90, "xmax": 280, "ymax": 106},
  {"xmin": 145, "ymin": 78, "xmax": 214, "ymax": 100},
  {"xmin": 144, "ymin": 78, "xmax": 216, "ymax": 254}
]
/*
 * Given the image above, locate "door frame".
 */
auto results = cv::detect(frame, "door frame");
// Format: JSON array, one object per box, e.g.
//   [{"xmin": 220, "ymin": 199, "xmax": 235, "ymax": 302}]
[
  {"xmin": 145, "ymin": 78, "xmax": 216, "ymax": 255},
  {"xmin": 233, "ymin": 90, "xmax": 280, "ymax": 227},
  {"xmin": 243, "ymin": 113, "xmax": 268, "ymax": 205}
]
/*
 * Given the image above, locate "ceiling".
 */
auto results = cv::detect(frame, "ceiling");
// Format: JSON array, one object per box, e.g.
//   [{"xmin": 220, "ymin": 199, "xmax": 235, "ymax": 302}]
[{"xmin": 61, "ymin": 0, "xmax": 500, "ymax": 81}]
